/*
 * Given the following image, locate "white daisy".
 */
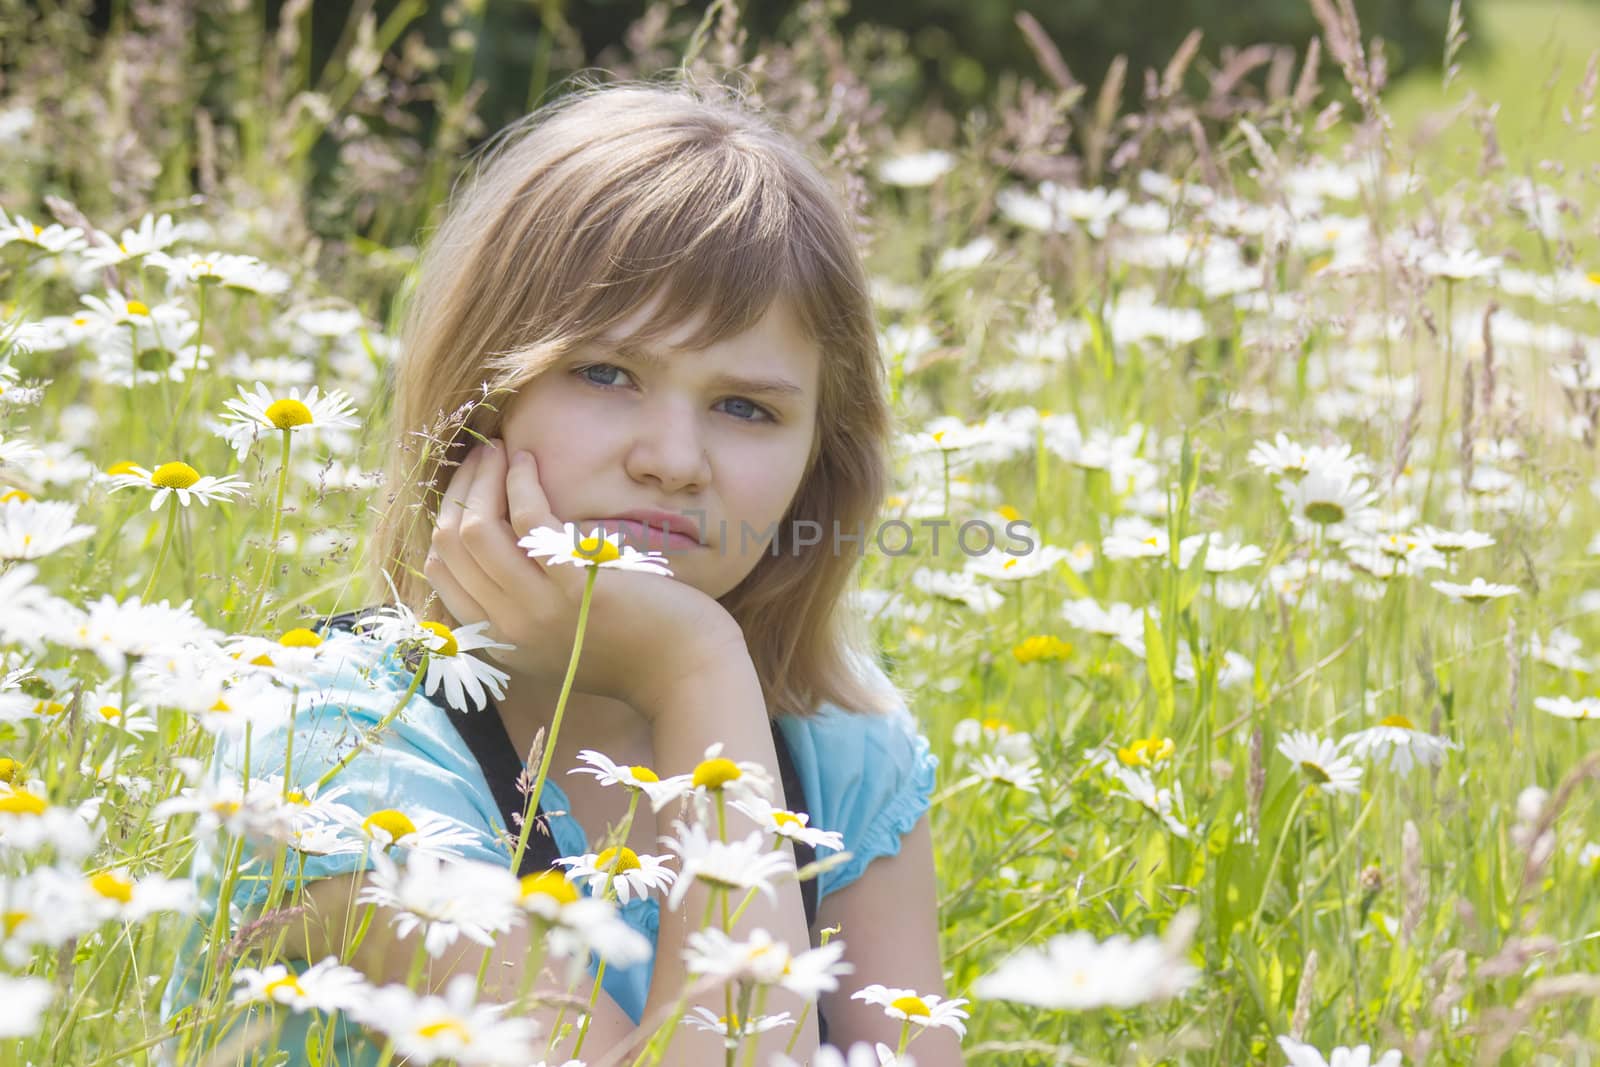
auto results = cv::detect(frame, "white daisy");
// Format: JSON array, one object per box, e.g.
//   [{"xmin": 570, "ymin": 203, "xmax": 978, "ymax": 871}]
[
  {"xmin": 1534, "ymin": 696, "xmax": 1600, "ymax": 721},
  {"xmin": 966, "ymin": 754, "xmax": 1044, "ymax": 795},
  {"xmin": 514, "ymin": 872, "xmax": 652, "ymax": 966},
  {"xmin": 555, "ymin": 845, "xmax": 678, "ymax": 904},
  {"xmin": 684, "ymin": 742, "xmax": 778, "ymax": 808},
  {"xmin": 1061, "ymin": 597, "xmax": 1145, "ymax": 643},
  {"xmin": 1418, "ymin": 244, "xmax": 1502, "ymax": 281},
  {"xmin": 107, "ymin": 461, "xmax": 249, "ymax": 510},
  {"xmin": 231, "ymin": 958, "xmax": 371, "ymax": 1014},
  {"xmin": 358, "ymin": 852, "xmax": 520, "ymax": 957},
  {"xmin": 909, "ymin": 568, "xmax": 1003, "ymax": 612},
  {"xmin": 1277, "ymin": 731, "xmax": 1363, "ymax": 796},
  {"xmin": 79, "ymin": 212, "xmax": 182, "ymax": 268},
  {"xmin": 849, "ymin": 984, "xmax": 970, "ymax": 1038},
  {"xmin": 730, "ymin": 797, "xmax": 846, "ymax": 850},
  {"xmin": 218, "ymin": 382, "xmax": 360, "ymax": 460},
  {"xmin": 682, "ymin": 1006, "xmax": 795, "ymax": 1038},
  {"xmin": 1177, "ymin": 533, "xmax": 1265, "ymax": 573},
  {"xmin": 877, "ymin": 150, "xmax": 954, "ymax": 187},
  {"xmin": 329, "ymin": 804, "xmax": 488, "ymax": 860},
  {"xmin": 1530, "ymin": 628, "xmax": 1592, "ymax": 673},
  {"xmin": 1344, "ymin": 716, "xmax": 1458, "ymax": 775},
  {"xmin": 1412, "ymin": 525, "xmax": 1494, "ymax": 556},
  {"xmin": 568, "ymin": 749, "xmax": 693, "ymax": 812},
  {"xmin": 1430, "ymin": 578, "xmax": 1519, "ymax": 603},
  {"xmin": 417, "ymin": 620, "xmax": 512, "ymax": 714},
  {"xmin": 78, "ymin": 867, "xmax": 197, "ymax": 921},
  {"xmin": 349, "ymin": 973, "xmax": 539, "ymax": 1067},
  {"xmin": 518, "ymin": 522, "xmax": 673, "ymax": 575},
  {"xmin": 352, "ymin": 606, "xmax": 512, "ymax": 713},
  {"xmin": 0, "ymin": 209, "xmax": 86, "ymax": 254},
  {"xmin": 0, "ymin": 498, "xmax": 94, "ymax": 560},
  {"xmin": 0, "ymin": 786, "xmax": 101, "ymax": 859},
  {"xmin": 1279, "ymin": 463, "xmax": 1378, "ymax": 535},
  {"xmin": 772, "ymin": 1043, "xmax": 916, "ymax": 1067},
  {"xmin": 147, "ymin": 250, "xmax": 290, "ymax": 295},
  {"xmin": 46, "ymin": 594, "xmax": 221, "ymax": 673},
  {"xmin": 685, "ymin": 927, "xmax": 852, "ymax": 998},
  {"xmin": 972, "ymin": 923, "xmax": 1198, "ymax": 1009},
  {"xmin": 662, "ymin": 821, "xmax": 794, "ymax": 911},
  {"xmin": 1276, "ymin": 1034, "xmax": 1403, "ymax": 1067},
  {"xmin": 0, "ymin": 975, "xmax": 53, "ymax": 1038}
]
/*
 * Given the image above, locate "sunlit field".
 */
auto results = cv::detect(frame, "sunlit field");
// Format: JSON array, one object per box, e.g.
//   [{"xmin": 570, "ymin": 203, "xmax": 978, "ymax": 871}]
[{"xmin": 2, "ymin": 1, "xmax": 1600, "ymax": 1064}]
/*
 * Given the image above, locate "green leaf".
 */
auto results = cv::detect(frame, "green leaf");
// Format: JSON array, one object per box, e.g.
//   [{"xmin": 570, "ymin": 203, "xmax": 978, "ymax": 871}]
[{"xmin": 1145, "ymin": 609, "xmax": 1176, "ymax": 725}]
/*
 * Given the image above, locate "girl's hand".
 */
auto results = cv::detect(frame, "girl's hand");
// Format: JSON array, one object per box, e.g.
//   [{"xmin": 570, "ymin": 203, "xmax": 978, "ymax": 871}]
[{"xmin": 423, "ymin": 439, "xmax": 750, "ymax": 716}]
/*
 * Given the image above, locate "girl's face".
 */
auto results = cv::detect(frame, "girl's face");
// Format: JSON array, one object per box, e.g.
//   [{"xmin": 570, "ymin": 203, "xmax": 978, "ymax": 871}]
[{"xmin": 500, "ymin": 297, "xmax": 822, "ymax": 600}]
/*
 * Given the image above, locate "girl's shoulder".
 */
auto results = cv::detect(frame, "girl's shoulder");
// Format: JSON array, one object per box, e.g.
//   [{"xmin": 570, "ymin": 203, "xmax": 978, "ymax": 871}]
[{"xmin": 775, "ymin": 660, "xmax": 938, "ymax": 900}]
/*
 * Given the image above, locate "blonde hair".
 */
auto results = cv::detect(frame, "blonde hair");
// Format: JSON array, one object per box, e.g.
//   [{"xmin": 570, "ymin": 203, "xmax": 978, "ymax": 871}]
[{"xmin": 372, "ymin": 77, "xmax": 898, "ymax": 718}]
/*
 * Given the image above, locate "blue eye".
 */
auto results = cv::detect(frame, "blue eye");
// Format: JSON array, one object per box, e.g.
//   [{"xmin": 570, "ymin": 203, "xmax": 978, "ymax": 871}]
[
  {"xmin": 577, "ymin": 363, "xmax": 630, "ymax": 388},
  {"xmin": 718, "ymin": 397, "xmax": 773, "ymax": 422}
]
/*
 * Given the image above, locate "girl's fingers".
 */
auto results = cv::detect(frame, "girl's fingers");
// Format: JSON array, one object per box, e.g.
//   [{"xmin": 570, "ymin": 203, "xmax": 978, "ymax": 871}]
[
  {"xmin": 505, "ymin": 449, "xmax": 556, "ymax": 538},
  {"xmin": 464, "ymin": 439, "xmax": 509, "ymax": 523},
  {"xmin": 423, "ymin": 549, "xmax": 489, "ymax": 629},
  {"xmin": 434, "ymin": 444, "xmax": 481, "ymax": 539}
]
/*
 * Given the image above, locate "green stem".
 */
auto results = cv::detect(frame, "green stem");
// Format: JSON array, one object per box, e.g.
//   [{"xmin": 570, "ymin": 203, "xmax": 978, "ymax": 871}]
[
  {"xmin": 510, "ymin": 566, "xmax": 599, "ymax": 875},
  {"xmin": 1251, "ymin": 786, "xmax": 1309, "ymax": 930},
  {"xmin": 241, "ymin": 427, "xmax": 292, "ymax": 632},
  {"xmin": 141, "ymin": 496, "xmax": 179, "ymax": 601},
  {"xmin": 313, "ymin": 661, "xmax": 426, "ymax": 793}
]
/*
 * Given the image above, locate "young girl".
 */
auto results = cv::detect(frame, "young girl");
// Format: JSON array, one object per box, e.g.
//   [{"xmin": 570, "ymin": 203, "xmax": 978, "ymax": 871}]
[{"xmin": 163, "ymin": 79, "xmax": 958, "ymax": 1066}]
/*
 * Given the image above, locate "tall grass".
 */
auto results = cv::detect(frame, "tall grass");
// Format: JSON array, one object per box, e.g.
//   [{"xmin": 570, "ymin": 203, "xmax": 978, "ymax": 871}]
[{"xmin": 1, "ymin": 0, "xmax": 1598, "ymax": 1063}]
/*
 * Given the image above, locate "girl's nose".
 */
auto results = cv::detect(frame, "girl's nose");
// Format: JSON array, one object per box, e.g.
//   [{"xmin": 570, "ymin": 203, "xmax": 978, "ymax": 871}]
[{"xmin": 623, "ymin": 397, "xmax": 712, "ymax": 495}]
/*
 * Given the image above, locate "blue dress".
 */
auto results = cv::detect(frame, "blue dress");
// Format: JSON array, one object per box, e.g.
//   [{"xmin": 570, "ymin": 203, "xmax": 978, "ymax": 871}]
[{"xmin": 158, "ymin": 635, "xmax": 937, "ymax": 1065}]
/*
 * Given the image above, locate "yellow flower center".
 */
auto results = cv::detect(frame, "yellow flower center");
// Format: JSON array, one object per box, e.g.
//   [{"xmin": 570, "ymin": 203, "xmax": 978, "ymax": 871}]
[
  {"xmin": 772, "ymin": 811, "xmax": 804, "ymax": 829},
  {"xmin": 1013, "ymin": 635, "xmax": 1073, "ymax": 664},
  {"xmin": 520, "ymin": 871, "xmax": 579, "ymax": 905},
  {"xmin": 97, "ymin": 705, "xmax": 121, "ymax": 721},
  {"xmin": 362, "ymin": 809, "xmax": 416, "ymax": 842},
  {"xmin": 209, "ymin": 698, "xmax": 231, "ymax": 713},
  {"xmin": 0, "ymin": 758, "xmax": 20, "ymax": 783},
  {"xmin": 151, "ymin": 462, "xmax": 201, "ymax": 490},
  {"xmin": 595, "ymin": 846, "xmax": 641, "ymax": 873},
  {"xmin": 1300, "ymin": 761, "xmax": 1332, "ymax": 784},
  {"xmin": 416, "ymin": 1018, "xmax": 471, "ymax": 1042},
  {"xmin": 264, "ymin": 974, "xmax": 307, "ymax": 999},
  {"xmin": 278, "ymin": 628, "xmax": 323, "ymax": 648},
  {"xmin": 419, "ymin": 620, "xmax": 458, "ymax": 657},
  {"xmin": 105, "ymin": 460, "xmax": 141, "ymax": 477},
  {"xmin": 33, "ymin": 701, "xmax": 65, "ymax": 717},
  {"xmin": 1587, "ymin": 270, "xmax": 1600, "ymax": 285},
  {"xmin": 628, "ymin": 766, "xmax": 659, "ymax": 783},
  {"xmin": 126, "ymin": 300, "xmax": 150, "ymax": 317},
  {"xmin": 890, "ymin": 994, "xmax": 931, "ymax": 1017},
  {"xmin": 264, "ymin": 398, "xmax": 314, "ymax": 429},
  {"xmin": 574, "ymin": 532, "xmax": 622, "ymax": 563},
  {"xmin": 981, "ymin": 717, "xmax": 1009, "ymax": 732},
  {"xmin": 1379, "ymin": 714, "xmax": 1415, "ymax": 730},
  {"xmin": 248, "ymin": 654, "xmax": 275, "ymax": 667},
  {"xmin": 3, "ymin": 910, "xmax": 29, "ymax": 934},
  {"xmin": 0, "ymin": 791, "xmax": 48, "ymax": 816},
  {"xmin": 89, "ymin": 872, "xmax": 135, "ymax": 903},
  {"xmin": 692, "ymin": 757, "xmax": 742, "ymax": 790},
  {"xmin": 0, "ymin": 489, "xmax": 31, "ymax": 503},
  {"xmin": 996, "ymin": 504, "xmax": 1021, "ymax": 522},
  {"xmin": 520, "ymin": 870, "xmax": 579, "ymax": 905}
]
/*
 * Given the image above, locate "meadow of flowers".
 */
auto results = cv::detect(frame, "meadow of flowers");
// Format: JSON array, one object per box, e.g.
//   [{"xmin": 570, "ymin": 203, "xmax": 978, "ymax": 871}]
[{"xmin": 1, "ymin": 0, "xmax": 1599, "ymax": 1064}]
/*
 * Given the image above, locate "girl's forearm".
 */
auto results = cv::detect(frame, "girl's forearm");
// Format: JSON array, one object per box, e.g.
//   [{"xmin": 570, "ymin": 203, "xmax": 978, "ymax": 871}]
[{"xmin": 639, "ymin": 655, "xmax": 822, "ymax": 1062}]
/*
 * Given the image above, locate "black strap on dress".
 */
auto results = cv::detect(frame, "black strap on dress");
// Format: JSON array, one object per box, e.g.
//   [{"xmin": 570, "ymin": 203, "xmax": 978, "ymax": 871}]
[
  {"xmin": 320, "ymin": 606, "xmax": 830, "ymax": 1042},
  {"xmin": 318, "ymin": 607, "xmax": 822, "ymax": 927}
]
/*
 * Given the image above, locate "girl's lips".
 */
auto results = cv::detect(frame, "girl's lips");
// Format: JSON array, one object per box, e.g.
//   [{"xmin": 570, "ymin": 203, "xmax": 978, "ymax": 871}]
[{"xmin": 594, "ymin": 517, "xmax": 704, "ymax": 551}]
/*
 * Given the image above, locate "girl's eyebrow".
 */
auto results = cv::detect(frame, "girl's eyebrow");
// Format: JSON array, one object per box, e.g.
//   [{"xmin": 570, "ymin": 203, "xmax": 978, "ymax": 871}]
[{"xmin": 606, "ymin": 340, "xmax": 809, "ymax": 400}]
